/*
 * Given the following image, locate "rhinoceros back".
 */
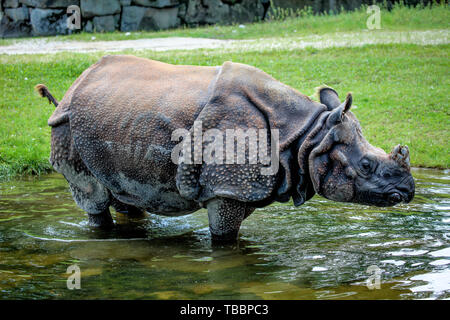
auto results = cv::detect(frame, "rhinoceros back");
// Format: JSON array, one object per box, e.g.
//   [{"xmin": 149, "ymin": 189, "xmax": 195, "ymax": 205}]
[{"xmin": 63, "ymin": 55, "xmax": 219, "ymax": 213}]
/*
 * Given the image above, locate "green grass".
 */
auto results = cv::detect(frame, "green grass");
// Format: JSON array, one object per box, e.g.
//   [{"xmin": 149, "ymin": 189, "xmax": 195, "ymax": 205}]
[
  {"xmin": 0, "ymin": 3, "xmax": 448, "ymax": 45},
  {"xmin": 0, "ymin": 43, "xmax": 448, "ymax": 179}
]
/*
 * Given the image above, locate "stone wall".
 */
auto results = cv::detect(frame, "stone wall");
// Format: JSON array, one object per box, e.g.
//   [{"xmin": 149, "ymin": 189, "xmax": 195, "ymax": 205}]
[
  {"xmin": 0, "ymin": 0, "xmax": 430, "ymax": 38},
  {"xmin": 0, "ymin": 0, "xmax": 268, "ymax": 37}
]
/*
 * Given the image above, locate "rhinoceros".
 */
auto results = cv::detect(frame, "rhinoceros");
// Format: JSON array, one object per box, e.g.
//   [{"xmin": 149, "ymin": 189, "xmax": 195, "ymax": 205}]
[{"xmin": 36, "ymin": 55, "xmax": 415, "ymax": 241}]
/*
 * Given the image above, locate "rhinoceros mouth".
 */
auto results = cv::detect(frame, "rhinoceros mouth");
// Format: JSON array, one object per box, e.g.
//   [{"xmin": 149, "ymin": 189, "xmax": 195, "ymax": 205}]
[
  {"xmin": 357, "ymin": 173, "xmax": 415, "ymax": 207},
  {"xmin": 356, "ymin": 188, "xmax": 413, "ymax": 207},
  {"xmin": 385, "ymin": 176, "xmax": 415, "ymax": 204}
]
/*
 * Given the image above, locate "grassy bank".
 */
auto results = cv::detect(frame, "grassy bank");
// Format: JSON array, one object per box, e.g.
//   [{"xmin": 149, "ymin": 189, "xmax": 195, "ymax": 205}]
[
  {"xmin": 0, "ymin": 42, "xmax": 448, "ymax": 179},
  {"xmin": 0, "ymin": 3, "xmax": 448, "ymax": 45}
]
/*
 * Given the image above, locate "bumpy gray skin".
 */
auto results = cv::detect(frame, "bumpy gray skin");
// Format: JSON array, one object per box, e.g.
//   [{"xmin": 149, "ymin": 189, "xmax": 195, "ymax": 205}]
[{"xmin": 38, "ymin": 55, "xmax": 415, "ymax": 242}]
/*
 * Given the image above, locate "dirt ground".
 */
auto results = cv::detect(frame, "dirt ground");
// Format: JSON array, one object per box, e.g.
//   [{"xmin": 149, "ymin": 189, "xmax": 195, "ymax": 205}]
[{"xmin": 0, "ymin": 29, "xmax": 448, "ymax": 55}]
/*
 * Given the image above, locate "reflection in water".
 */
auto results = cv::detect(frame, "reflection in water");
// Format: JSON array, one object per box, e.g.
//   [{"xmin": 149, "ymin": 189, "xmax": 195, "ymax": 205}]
[{"xmin": 0, "ymin": 168, "xmax": 448, "ymax": 299}]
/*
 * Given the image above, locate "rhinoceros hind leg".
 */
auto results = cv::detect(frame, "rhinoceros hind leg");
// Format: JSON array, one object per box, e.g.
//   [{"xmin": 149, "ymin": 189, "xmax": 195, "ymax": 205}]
[
  {"xmin": 207, "ymin": 197, "xmax": 247, "ymax": 242},
  {"xmin": 66, "ymin": 176, "xmax": 113, "ymax": 229},
  {"xmin": 111, "ymin": 198, "xmax": 145, "ymax": 217},
  {"xmin": 50, "ymin": 123, "xmax": 113, "ymax": 228}
]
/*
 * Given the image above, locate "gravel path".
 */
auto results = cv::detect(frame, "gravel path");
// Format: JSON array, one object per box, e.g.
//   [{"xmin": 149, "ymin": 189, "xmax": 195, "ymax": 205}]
[{"xmin": 0, "ymin": 30, "xmax": 448, "ymax": 55}]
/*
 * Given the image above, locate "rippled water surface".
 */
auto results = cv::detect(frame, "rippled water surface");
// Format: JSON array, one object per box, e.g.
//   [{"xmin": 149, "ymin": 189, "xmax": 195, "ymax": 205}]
[{"xmin": 0, "ymin": 168, "xmax": 449, "ymax": 299}]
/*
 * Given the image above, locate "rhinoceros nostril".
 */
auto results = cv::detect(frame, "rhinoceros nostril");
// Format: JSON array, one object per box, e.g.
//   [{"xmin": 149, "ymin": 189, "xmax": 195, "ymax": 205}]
[{"xmin": 388, "ymin": 192, "xmax": 402, "ymax": 203}]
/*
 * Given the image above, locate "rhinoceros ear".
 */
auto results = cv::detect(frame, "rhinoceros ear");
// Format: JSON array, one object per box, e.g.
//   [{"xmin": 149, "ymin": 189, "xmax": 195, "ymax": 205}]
[
  {"xmin": 316, "ymin": 86, "xmax": 340, "ymax": 111},
  {"xmin": 326, "ymin": 93, "xmax": 353, "ymax": 127},
  {"xmin": 342, "ymin": 92, "xmax": 352, "ymax": 113}
]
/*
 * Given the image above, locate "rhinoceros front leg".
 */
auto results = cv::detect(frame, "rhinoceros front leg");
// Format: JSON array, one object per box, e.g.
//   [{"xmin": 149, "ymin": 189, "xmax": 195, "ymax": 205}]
[{"xmin": 207, "ymin": 198, "xmax": 253, "ymax": 242}]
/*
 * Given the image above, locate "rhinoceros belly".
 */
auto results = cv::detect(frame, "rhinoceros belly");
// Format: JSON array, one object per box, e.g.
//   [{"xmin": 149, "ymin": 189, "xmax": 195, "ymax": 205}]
[
  {"xmin": 75, "ymin": 134, "xmax": 200, "ymax": 216},
  {"xmin": 110, "ymin": 172, "xmax": 200, "ymax": 217}
]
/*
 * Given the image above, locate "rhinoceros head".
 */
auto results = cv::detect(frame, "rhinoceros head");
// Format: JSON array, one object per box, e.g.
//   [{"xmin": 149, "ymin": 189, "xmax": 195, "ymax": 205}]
[{"xmin": 307, "ymin": 87, "xmax": 415, "ymax": 207}]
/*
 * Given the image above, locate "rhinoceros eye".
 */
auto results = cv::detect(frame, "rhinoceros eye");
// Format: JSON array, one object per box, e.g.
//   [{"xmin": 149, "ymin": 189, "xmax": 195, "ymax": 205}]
[{"xmin": 360, "ymin": 158, "xmax": 372, "ymax": 173}]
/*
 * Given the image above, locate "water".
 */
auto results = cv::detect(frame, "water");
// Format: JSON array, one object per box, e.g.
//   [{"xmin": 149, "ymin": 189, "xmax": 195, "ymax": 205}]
[{"xmin": 0, "ymin": 168, "xmax": 448, "ymax": 300}]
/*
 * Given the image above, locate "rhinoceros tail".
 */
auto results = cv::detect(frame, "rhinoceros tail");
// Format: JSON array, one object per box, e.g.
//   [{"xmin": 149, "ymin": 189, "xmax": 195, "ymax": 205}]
[{"xmin": 35, "ymin": 84, "xmax": 59, "ymax": 107}]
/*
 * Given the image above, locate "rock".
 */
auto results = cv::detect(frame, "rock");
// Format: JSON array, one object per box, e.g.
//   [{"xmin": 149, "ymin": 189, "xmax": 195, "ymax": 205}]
[
  {"xmin": 121, "ymin": 5, "xmax": 178, "ymax": 31},
  {"xmin": 120, "ymin": 6, "xmax": 142, "ymax": 31},
  {"xmin": 120, "ymin": 0, "xmax": 132, "ymax": 5},
  {"xmin": 132, "ymin": 0, "xmax": 178, "ymax": 8},
  {"xmin": 92, "ymin": 14, "xmax": 119, "ymax": 32},
  {"xmin": 177, "ymin": 2, "xmax": 186, "ymax": 16},
  {"xmin": 204, "ymin": 0, "xmax": 230, "ymax": 24},
  {"xmin": 0, "ymin": 8, "xmax": 31, "ymax": 37},
  {"xmin": 182, "ymin": 0, "xmax": 263, "ymax": 26},
  {"xmin": 0, "ymin": 19, "xmax": 32, "ymax": 38},
  {"xmin": 114, "ymin": 13, "xmax": 120, "ymax": 26},
  {"xmin": 149, "ymin": 6, "xmax": 179, "ymax": 29},
  {"xmin": 230, "ymin": 2, "xmax": 262, "ymax": 23},
  {"xmin": 4, "ymin": 0, "xmax": 20, "ymax": 8},
  {"xmin": 83, "ymin": 19, "xmax": 93, "ymax": 32},
  {"xmin": 185, "ymin": 0, "xmax": 230, "ymax": 25},
  {"xmin": 184, "ymin": 0, "xmax": 204, "ymax": 25},
  {"xmin": 177, "ymin": 2, "xmax": 186, "ymax": 23},
  {"xmin": 30, "ymin": 8, "xmax": 68, "ymax": 35},
  {"xmin": 20, "ymin": 0, "xmax": 80, "ymax": 8},
  {"xmin": 5, "ymin": 6, "xmax": 29, "ymax": 22},
  {"xmin": 80, "ymin": 0, "xmax": 121, "ymax": 18}
]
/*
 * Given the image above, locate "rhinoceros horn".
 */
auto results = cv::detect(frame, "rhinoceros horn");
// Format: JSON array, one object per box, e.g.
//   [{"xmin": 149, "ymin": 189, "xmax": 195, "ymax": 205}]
[{"xmin": 389, "ymin": 145, "xmax": 411, "ymax": 170}]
